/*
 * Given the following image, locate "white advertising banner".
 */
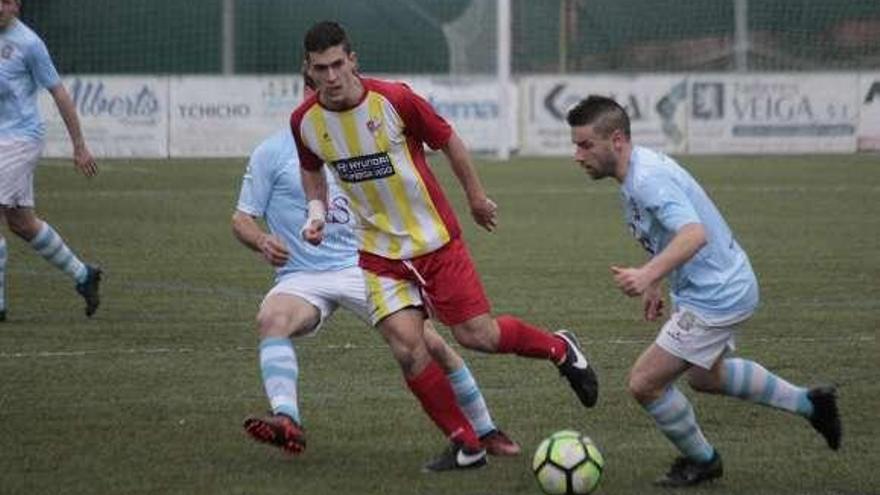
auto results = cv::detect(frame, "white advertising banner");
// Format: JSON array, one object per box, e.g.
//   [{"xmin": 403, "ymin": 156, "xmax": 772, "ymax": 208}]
[
  {"xmin": 520, "ymin": 75, "xmax": 689, "ymax": 156},
  {"xmin": 401, "ymin": 77, "xmax": 517, "ymax": 153},
  {"xmin": 40, "ymin": 76, "xmax": 167, "ymax": 158},
  {"xmin": 169, "ymin": 76, "xmax": 305, "ymax": 157},
  {"xmin": 688, "ymin": 74, "xmax": 859, "ymax": 154},
  {"xmin": 858, "ymin": 72, "xmax": 880, "ymax": 151}
]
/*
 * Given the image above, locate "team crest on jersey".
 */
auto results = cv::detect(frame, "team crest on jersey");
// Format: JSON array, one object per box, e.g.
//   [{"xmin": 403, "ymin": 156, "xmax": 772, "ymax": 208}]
[
  {"xmin": 365, "ymin": 118, "xmax": 383, "ymax": 135},
  {"xmin": 332, "ymin": 152, "xmax": 395, "ymax": 183},
  {"xmin": 1, "ymin": 44, "xmax": 13, "ymax": 60}
]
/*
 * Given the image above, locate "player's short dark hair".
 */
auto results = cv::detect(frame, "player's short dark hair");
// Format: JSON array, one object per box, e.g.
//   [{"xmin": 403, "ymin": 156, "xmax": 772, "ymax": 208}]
[
  {"xmin": 302, "ymin": 67, "xmax": 316, "ymax": 91},
  {"xmin": 566, "ymin": 95, "xmax": 631, "ymax": 140},
  {"xmin": 304, "ymin": 21, "xmax": 351, "ymax": 56}
]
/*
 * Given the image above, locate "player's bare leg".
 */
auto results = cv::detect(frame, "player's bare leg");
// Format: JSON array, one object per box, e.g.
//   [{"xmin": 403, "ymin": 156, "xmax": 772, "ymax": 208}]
[
  {"xmin": 243, "ymin": 294, "xmax": 318, "ymax": 454},
  {"xmin": 629, "ymin": 344, "xmax": 722, "ymax": 487},
  {"xmin": 3, "ymin": 207, "xmax": 101, "ymax": 316},
  {"xmin": 379, "ymin": 308, "xmax": 486, "ymax": 471}
]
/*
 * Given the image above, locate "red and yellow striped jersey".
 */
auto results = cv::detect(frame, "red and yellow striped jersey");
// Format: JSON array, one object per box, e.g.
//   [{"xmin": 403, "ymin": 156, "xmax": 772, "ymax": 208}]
[{"xmin": 291, "ymin": 77, "xmax": 461, "ymax": 260}]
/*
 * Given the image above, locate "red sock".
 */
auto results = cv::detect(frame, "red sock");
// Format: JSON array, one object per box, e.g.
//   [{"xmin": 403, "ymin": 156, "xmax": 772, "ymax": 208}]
[
  {"xmin": 496, "ymin": 314, "xmax": 566, "ymax": 362},
  {"xmin": 405, "ymin": 361, "xmax": 480, "ymax": 449}
]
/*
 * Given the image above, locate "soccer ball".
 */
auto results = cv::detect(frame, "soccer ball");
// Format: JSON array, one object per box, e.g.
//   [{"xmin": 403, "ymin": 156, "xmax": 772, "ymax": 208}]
[{"xmin": 532, "ymin": 430, "xmax": 604, "ymax": 495}]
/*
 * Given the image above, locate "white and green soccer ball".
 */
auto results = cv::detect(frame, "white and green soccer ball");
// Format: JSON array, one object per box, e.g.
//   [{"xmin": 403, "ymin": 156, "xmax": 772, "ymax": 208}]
[{"xmin": 532, "ymin": 430, "xmax": 605, "ymax": 495}]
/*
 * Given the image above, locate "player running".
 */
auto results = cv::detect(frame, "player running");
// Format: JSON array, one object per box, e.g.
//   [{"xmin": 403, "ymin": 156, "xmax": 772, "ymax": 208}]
[
  {"xmin": 0, "ymin": 0, "xmax": 101, "ymax": 321},
  {"xmin": 233, "ymin": 123, "xmax": 519, "ymax": 470},
  {"xmin": 292, "ymin": 21, "xmax": 599, "ymax": 471},
  {"xmin": 566, "ymin": 95, "xmax": 842, "ymax": 487}
]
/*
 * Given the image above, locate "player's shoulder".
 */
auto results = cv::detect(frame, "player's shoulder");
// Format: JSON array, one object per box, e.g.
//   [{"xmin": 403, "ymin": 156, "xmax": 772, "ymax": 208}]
[
  {"xmin": 290, "ymin": 92, "xmax": 321, "ymax": 126},
  {"xmin": 629, "ymin": 146, "xmax": 679, "ymax": 192},
  {"xmin": 362, "ymin": 77, "xmax": 417, "ymax": 103},
  {"xmin": 250, "ymin": 129, "xmax": 295, "ymax": 169},
  {"xmin": 9, "ymin": 20, "xmax": 44, "ymax": 47}
]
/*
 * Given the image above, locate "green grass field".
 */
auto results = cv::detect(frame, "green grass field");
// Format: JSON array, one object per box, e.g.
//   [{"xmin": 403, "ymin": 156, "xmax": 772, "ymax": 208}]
[{"xmin": 1, "ymin": 154, "xmax": 878, "ymax": 495}]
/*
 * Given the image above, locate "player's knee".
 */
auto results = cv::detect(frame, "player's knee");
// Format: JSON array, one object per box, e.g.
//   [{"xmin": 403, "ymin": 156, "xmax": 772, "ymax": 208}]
[
  {"xmin": 451, "ymin": 323, "xmax": 494, "ymax": 352},
  {"xmin": 6, "ymin": 213, "xmax": 38, "ymax": 239},
  {"xmin": 687, "ymin": 373, "xmax": 722, "ymax": 394},
  {"xmin": 256, "ymin": 311, "xmax": 295, "ymax": 338},
  {"xmin": 627, "ymin": 370, "xmax": 662, "ymax": 405}
]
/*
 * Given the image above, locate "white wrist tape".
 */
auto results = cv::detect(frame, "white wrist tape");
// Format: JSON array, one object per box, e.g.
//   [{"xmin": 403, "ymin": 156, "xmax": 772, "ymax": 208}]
[{"xmin": 306, "ymin": 199, "xmax": 326, "ymax": 222}]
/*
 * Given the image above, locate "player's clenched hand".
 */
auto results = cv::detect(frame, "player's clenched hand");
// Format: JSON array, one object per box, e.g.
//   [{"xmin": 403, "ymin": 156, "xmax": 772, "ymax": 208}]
[
  {"xmin": 301, "ymin": 218, "xmax": 325, "ymax": 246},
  {"xmin": 74, "ymin": 146, "xmax": 98, "ymax": 177},
  {"xmin": 642, "ymin": 282, "xmax": 664, "ymax": 322},
  {"xmin": 469, "ymin": 196, "xmax": 498, "ymax": 232},
  {"xmin": 610, "ymin": 265, "xmax": 653, "ymax": 298},
  {"xmin": 259, "ymin": 234, "xmax": 290, "ymax": 266}
]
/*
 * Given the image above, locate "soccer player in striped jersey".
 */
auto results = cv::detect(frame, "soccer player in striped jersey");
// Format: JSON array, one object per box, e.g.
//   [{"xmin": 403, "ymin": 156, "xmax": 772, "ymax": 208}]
[
  {"xmin": 0, "ymin": 0, "xmax": 101, "ymax": 321},
  {"xmin": 292, "ymin": 21, "xmax": 599, "ymax": 471},
  {"xmin": 567, "ymin": 95, "xmax": 842, "ymax": 487},
  {"xmin": 233, "ymin": 124, "xmax": 519, "ymax": 465}
]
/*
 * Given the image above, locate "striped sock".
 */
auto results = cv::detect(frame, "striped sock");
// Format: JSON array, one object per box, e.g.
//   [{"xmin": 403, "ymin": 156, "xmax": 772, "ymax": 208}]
[
  {"xmin": 0, "ymin": 236, "xmax": 7, "ymax": 311},
  {"xmin": 259, "ymin": 337, "xmax": 300, "ymax": 423},
  {"xmin": 644, "ymin": 386, "xmax": 715, "ymax": 463},
  {"xmin": 722, "ymin": 358, "xmax": 813, "ymax": 417},
  {"xmin": 448, "ymin": 365, "xmax": 495, "ymax": 437},
  {"xmin": 28, "ymin": 223, "xmax": 87, "ymax": 284}
]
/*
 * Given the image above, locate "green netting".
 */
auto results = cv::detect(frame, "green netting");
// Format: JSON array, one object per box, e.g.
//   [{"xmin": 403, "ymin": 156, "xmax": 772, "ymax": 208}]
[{"xmin": 18, "ymin": 0, "xmax": 880, "ymax": 74}]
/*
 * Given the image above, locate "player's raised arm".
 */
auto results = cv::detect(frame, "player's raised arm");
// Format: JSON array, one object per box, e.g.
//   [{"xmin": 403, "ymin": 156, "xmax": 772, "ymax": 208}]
[{"xmin": 441, "ymin": 132, "xmax": 497, "ymax": 232}]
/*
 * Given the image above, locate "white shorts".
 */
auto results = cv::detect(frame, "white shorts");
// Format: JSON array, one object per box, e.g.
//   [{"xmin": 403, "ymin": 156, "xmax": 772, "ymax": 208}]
[
  {"xmin": 0, "ymin": 137, "xmax": 43, "ymax": 208},
  {"xmin": 655, "ymin": 307, "xmax": 753, "ymax": 370},
  {"xmin": 262, "ymin": 266, "xmax": 371, "ymax": 336}
]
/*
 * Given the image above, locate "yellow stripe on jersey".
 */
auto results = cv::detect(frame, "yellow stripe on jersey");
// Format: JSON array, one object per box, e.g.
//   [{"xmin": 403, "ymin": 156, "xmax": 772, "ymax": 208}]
[
  {"xmin": 338, "ymin": 109, "xmax": 397, "ymax": 256},
  {"xmin": 398, "ymin": 126, "xmax": 450, "ymax": 248},
  {"xmin": 367, "ymin": 93, "xmax": 427, "ymax": 250},
  {"xmin": 306, "ymin": 106, "xmax": 338, "ymax": 162}
]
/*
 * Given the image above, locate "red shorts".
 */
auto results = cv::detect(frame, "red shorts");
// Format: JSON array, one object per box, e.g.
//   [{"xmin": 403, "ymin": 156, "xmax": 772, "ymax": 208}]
[{"xmin": 358, "ymin": 238, "xmax": 491, "ymax": 326}]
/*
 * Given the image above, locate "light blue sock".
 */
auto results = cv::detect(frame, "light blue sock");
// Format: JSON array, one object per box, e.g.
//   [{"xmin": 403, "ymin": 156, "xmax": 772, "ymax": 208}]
[
  {"xmin": 448, "ymin": 365, "xmax": 495, "ymax": 437},
  {"xmin": 722, "ymin": 358, "xmax": 813, "ymax": 417},
  {"xmin": 0, "ymin": 236, "xmax": 7, "ymax": 311},
  {"xmin": 644, "ymin": 386, "xmax": 715, "ymax": 463},
  {"xmin": 259, "ymin": 337, "xmax": 300, "ymax": 423},
  {"xmin": 29, "ymin": 223, "xmax": 87, "ymax": 284}
]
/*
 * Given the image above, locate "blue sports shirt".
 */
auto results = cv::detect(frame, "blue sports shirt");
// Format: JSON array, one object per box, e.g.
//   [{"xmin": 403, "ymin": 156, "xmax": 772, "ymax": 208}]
[
  {"xmin": 620, "ymin": 146, "xmax": 759, "ymax": 323},
  {"xmin": 0, "ymin": 19, "xmax": 60, "ymax": 139},
  {"xmin": 236, "ymin": 129, "xmax": 359, "ymax": 280}
]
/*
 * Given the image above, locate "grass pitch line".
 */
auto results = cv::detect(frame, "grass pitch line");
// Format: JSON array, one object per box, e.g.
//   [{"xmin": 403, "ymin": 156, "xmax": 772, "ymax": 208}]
[{"xmin": 0, "ymin": 335, "xmax": 873, "ymax": 360}]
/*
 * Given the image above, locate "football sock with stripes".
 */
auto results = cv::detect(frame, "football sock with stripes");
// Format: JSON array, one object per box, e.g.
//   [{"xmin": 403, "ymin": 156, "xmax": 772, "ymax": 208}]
[
  {"xmin": 28, "ymin": 222, "xmax": 88, "ymax": 284},
  {"xmin": 447, "ymin": 364, "xmax": 495, "ymax": 437},
  {"xmin": 644, "ymin": 385, "xmax": 715, "ymax": 463},
  {"xmin": 259, "ymin": 337, "xmax": 301, "ymax": 423},
  {"xmin": 0, "ymin": 236, "xmax": 6, "ymax": 312},
  {"xmin": 406, "ymin": 361, "xmax": 481, "ymax": 449},
  {"xmin": 495, "ymin": 315, "xmax": 567, "ymax": 362},
  {"xmin": 721, "ymin": 357, "xmax": 813, "ymax": 417}
]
